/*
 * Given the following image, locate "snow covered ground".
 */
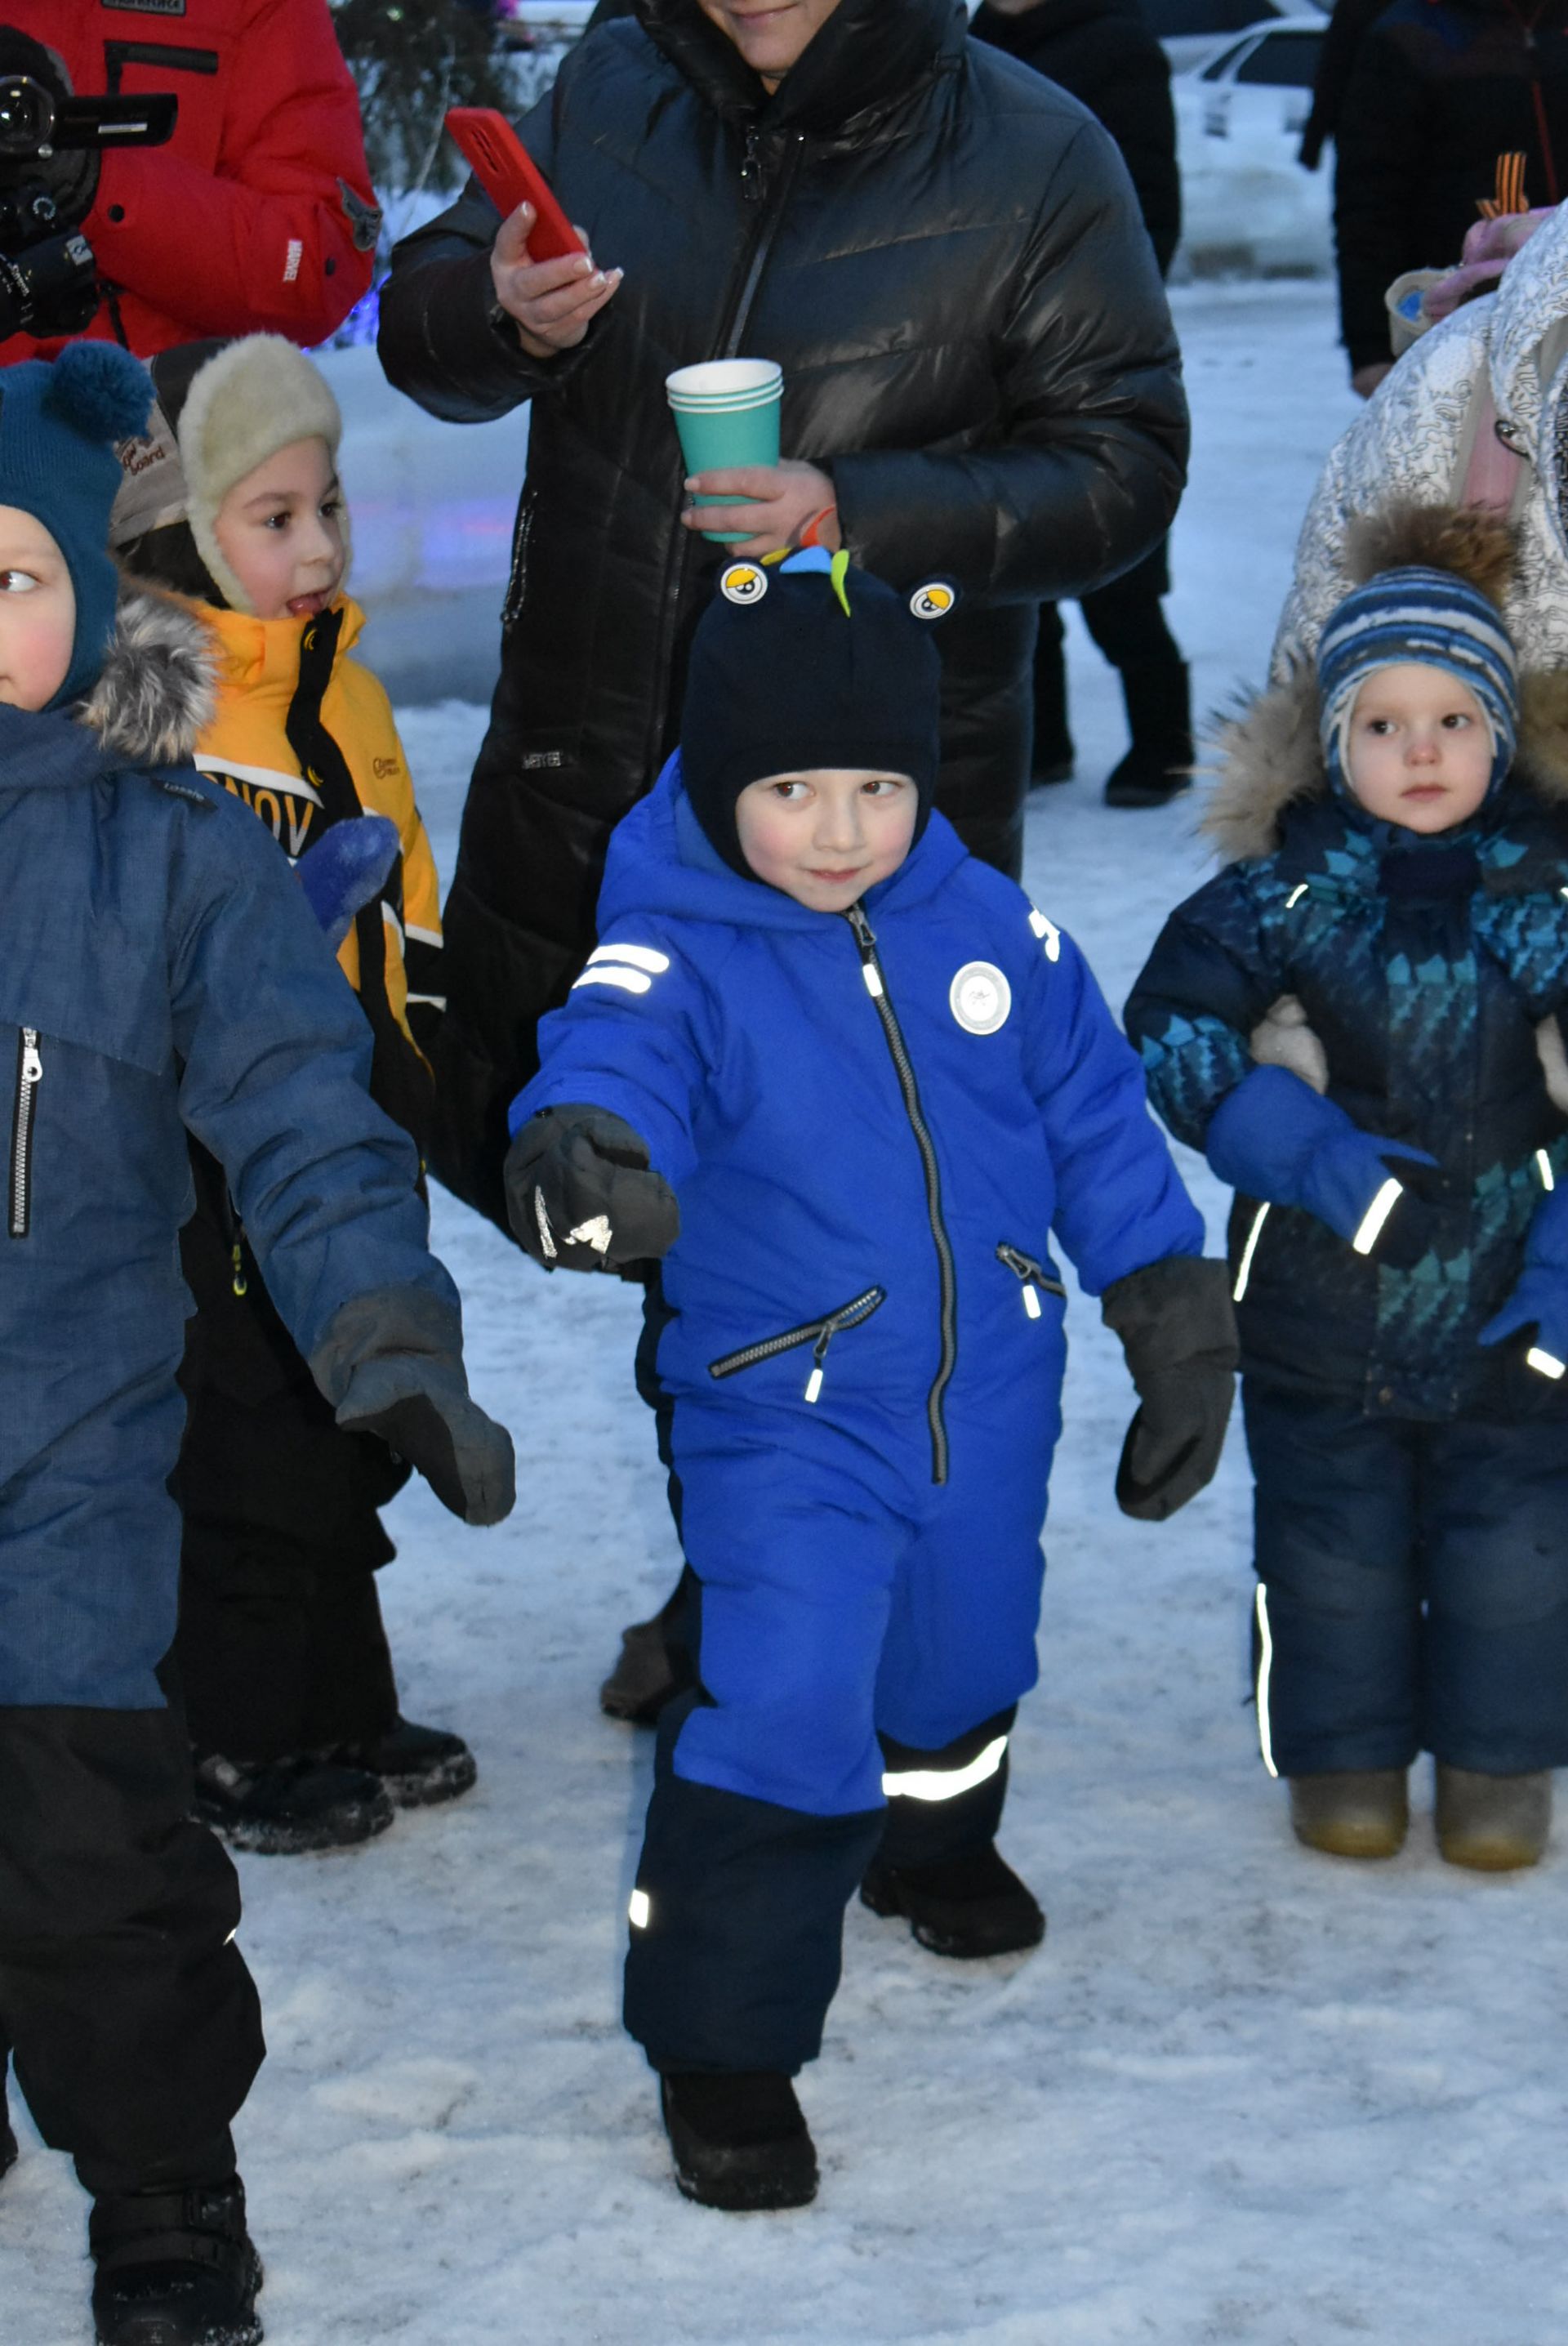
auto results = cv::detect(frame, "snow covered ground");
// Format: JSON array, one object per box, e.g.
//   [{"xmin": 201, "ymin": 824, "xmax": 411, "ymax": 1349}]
[{"xmin": 17, "ymin": 281, "xmax": 1568, "ymax": 2344}]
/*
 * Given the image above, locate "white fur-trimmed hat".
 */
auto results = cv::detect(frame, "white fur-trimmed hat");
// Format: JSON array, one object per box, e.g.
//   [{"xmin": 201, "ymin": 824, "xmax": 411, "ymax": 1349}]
[{"xmin": 111, "ymin": 334, "xmax": 345, "ymax": 613}]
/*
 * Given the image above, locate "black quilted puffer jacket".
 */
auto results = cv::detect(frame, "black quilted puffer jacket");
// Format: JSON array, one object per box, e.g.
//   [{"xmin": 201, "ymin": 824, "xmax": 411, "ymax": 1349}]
[{"xmin": 377, "ymin": 0, "xmax": 1188, "ymax": 1228}]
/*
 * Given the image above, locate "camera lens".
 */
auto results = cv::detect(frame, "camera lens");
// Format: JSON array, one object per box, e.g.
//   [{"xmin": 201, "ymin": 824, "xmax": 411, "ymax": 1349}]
[{"xmin": 0, "ymin": 74, "xmax": 53, "ymax": 159}]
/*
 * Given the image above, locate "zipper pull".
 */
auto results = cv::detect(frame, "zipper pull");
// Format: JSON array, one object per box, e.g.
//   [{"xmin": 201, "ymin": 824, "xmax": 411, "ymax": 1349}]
[
  {"xmin": 844, "ymin": 903, "xmax": 884, "ymax": 997},
  {"xmin": 230, "ymin": 1238, "xmax": 249, "ymax": 1300},
  {"xmin": 741, "ymin": 126, "xmax": 764, "ymax": 201},
  {"xmin": 20, "ymin": 1031, "xmax": 41, "ymax": 1087},
  {"xmin": 805, "ymin": 1325, "xmax": 833, "ymax": 1403}
]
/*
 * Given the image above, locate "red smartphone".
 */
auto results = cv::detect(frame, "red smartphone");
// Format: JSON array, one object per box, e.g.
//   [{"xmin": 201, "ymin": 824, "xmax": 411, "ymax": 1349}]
[{"xmin": 444, "ymin": 107, "xmax": 586, "ymax": 263}]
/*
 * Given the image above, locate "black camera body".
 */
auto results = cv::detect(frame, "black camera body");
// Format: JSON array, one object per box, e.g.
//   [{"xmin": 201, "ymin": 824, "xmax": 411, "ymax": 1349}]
[{"xmin": 0, "ymin": 34, "xmax": 176, "ymax": 345}]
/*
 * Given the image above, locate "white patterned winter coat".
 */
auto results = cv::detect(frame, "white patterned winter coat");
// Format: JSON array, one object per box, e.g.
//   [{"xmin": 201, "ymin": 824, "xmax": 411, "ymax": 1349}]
[{"xmin": 1276, "ymin": 206, "xmax": 1568, "ymax": 674}]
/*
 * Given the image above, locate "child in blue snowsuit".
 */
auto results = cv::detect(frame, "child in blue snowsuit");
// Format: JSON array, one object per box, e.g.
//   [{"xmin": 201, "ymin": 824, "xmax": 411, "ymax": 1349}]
[
  {"xmin": 0, "ymin": 344, "xmax": 514, "ymax": 2346},
  {"xmin": 1126, "ymin": 515, "xmax": 1568, "ymax": 1875},
  {"xmin": 507, "ymin": 551, "xmax": 1235, "ymax": 2210}
]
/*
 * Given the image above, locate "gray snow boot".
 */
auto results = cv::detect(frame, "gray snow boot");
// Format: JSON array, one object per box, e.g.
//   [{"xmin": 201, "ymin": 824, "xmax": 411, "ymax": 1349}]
[
  {"xmin": 1435, "ymin": 1764, "xmax": 1552, "ymax": 1871},
  {"xmin": 600, "ymin": 1582, "xmax": 687, "ymax": 1725},
  {"xmin": 1289, "ymin": 1768, "xmax": 1409, "ymax": 1859}
]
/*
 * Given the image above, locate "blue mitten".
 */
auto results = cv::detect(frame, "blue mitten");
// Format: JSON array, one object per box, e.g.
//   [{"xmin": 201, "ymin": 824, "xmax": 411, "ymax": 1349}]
[
  {"xmin": 296, "ymin": 815, "xmax": 401, "ymax": 951},
  {"xmin": 1480, "ymin": 1179, "xmax": 1568, "ymax": 1380},
  {"xmin": 1207, "ymin": 1065, "xmax": 1442, "ymax": 1269}
]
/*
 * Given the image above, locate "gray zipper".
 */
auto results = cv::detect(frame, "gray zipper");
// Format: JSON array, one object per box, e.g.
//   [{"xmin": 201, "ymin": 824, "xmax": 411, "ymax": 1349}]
[
  {"xmin": 996, "ymin": 1242, "xmax": 1066, "ymax": 1318},
  {"xmin": 709, "ymin": 1284, "xmax": 886, "ymax": 1402},
  {"xmin": 10, "ymin": 1027, "xmax": 41, "ymax": 1239},
  {"xmin": 844, "ymin": 903, "xmax": 956, "ymax": 1483}
]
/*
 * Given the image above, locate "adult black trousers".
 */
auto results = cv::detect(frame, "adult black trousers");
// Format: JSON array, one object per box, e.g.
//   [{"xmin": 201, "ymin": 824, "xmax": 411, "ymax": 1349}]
[
  {"xmin": 172, "ymin": 1147, "xmax": 405, "ymax": 1763},
  {"xmin": 1033, "ymin": 539, "xmax": 1181, "ymax": 763},
  {"xmin": 0, "ymin": 1704, "xmax": 263, "ymax": 2191}
]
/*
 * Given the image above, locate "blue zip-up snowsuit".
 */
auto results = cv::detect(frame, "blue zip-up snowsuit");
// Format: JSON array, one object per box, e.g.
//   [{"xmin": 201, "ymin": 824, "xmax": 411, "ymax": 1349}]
[
  {"xmin": 0, "ymin": 699, "xmax": 452, "ymax": 1712},
  {"xmin": 1125, "ymin": 694, "xmax": 1568, "ymax": 1779},
  {"xmin": 515, "ymin": 757, "xmax": 1201, "ymax": 2072}
]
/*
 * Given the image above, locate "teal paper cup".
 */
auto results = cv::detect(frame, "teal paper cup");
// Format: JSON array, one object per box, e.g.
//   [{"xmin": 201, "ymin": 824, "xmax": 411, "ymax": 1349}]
[{"xmin": 666, "ymin": 359, "xmax": 783, "ymax": 542}]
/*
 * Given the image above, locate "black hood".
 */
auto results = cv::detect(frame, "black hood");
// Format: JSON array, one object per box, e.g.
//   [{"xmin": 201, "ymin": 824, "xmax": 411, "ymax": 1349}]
[
  {"xmin": 973, "ymin": 0, "xmax": 1144, "ymax": 54},
  {"xmin": 633, "ymin": 0, "xmax": 964, "ymax": 136}
]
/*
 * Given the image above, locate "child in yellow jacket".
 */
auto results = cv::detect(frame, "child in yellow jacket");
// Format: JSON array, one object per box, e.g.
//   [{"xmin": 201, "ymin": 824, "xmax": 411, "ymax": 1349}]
[{"xmin": 112, "ymin": 335, "xmax": 470, "ymax": 1854}]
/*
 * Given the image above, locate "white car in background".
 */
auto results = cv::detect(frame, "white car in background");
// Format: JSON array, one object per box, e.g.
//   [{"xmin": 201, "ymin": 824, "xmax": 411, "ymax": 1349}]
[{"xmin": 1173, "ymin": 16, "xmax": 1333, "ymax": 275}]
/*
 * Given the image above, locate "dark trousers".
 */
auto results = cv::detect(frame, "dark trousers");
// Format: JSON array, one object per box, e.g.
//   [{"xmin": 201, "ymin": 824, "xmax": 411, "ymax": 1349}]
[
  {"xmin": 1034, "ymin": 539, "xmax": 1181, "ymax": 764},
  {"xmin": 172, "ymin": 1151, "xmax": 403, "ymax": 1763},
  {"xmin": 0, "ymin": 1704, "xmax": 263, "ymax": 2192},
  {"xmin": 1245, "ymin": 1383, "xmax": 1568, "ymax": 1777}
]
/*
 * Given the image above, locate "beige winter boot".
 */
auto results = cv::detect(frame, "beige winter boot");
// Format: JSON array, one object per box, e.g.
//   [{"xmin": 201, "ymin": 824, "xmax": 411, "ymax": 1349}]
[
  {"xmin": 1434, "ymin": 1765, "xmax": 1552, "ymax": 1871},
  {"xmin": 1288, "ymin": 1768, "xmax": 1410, "ymax": 1858}
]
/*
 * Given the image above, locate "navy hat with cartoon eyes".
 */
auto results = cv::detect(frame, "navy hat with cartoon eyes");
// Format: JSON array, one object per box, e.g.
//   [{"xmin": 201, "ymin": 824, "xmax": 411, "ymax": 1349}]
[{"xmin": 679, "ymin": 548, "xmax": 950, "ymax": 879}]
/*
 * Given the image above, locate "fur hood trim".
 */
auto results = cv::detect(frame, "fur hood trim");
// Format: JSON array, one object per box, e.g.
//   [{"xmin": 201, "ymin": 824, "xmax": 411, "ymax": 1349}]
[
  {"xmin": 1203, "ymin": 659, "xmax": 1568, "ymax": 861},
  {"xmin": 78, "ymin": 578, "xmax": 216, "ymax": 767},
  {"xmin": 1343, "ymin": 502, "xmax": 1520, "ymax": 609}
]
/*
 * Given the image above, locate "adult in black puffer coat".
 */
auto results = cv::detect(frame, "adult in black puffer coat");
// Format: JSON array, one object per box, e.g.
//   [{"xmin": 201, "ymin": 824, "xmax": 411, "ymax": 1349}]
[
  {"xmin": 972, "ymin": 0, "xmax": 1190, "ymax": 809},
  {"xmin": 1334, "ymin": 0, "xmax": 1568, "ymax": 382},
  {"xmin": 377, "ymin": 0, "xmax": 1188, "ymax": 1229}
]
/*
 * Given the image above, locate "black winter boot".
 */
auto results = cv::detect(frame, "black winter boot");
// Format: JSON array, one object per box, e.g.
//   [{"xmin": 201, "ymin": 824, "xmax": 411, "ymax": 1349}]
[
  {"xmin": 1102, "ymin": 658, "xmax": 1193, "ymax": 808},
  {"xmin": 861, "ymin": 1842, "xmax": 1045, "ymax": 1958},
  {"xmin": 90, "ymin": 2176, "xmax": 262, "ymax": 2346},
  {"xmin": 660, "ymin": 2071, "xmax": 817, "ymax": 2211},
  {"xmin": 191, "ymin": 1751, "xmax": 394, "ymax": 1855},
  {"xmin": 323, "ymin": 1715, "xmax": 477, "ymax": 1808}
]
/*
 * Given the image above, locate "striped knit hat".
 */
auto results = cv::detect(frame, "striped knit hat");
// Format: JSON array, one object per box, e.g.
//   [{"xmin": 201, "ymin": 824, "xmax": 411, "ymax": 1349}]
[{"xmin": 1316, "ymin": 564, "xmax": 1519, "ymax": 803}]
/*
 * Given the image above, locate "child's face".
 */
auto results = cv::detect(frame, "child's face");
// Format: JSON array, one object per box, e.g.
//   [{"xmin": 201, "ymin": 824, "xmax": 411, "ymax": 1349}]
[
  {"xmin": 0, "ymin": 507, "xmax": 75, "ymax": 711},
  {"xmin": 1345, "ymin": 662, "xmax": 1494, "ymax": 833},
  {"xmin": 212, "ymin": 435, "xmax": 345, "ymax": 621},
  {"xmin": 734, "ymin": 767, "xmax": 919, "ymax": 910}
]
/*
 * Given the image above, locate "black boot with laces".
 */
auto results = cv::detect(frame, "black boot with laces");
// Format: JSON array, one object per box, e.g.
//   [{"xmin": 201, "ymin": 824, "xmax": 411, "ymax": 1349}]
[
  {"xmin": 90, "ymin": 2175, "xmax": 263, "ymax": 2346},
  {"xmin": 660, "ymin": 2071, "xmax": 818, "ymax": 2212}
]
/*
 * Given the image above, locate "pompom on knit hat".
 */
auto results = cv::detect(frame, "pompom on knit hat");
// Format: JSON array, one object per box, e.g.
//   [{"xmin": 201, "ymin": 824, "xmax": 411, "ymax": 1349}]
[
  {"xmin": 679, "ymin": 547, "xmax": 945, "ymax": 880},
  {"xmin": 109, "ymin": 333, "xmax": 345, "ymax": 615},
  {"xmin": 1316, "ymin": 564, "xmax": 1519, "ymax": 805},
  {"xmin": 0, "ymin": 342, "xmax": 153, "ymax": 711}
]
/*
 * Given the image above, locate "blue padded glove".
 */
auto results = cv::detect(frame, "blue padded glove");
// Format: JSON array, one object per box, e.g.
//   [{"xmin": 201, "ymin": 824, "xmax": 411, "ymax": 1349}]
[
  {"xmin": 1480, "ymin": 1179, "xmax": 1568, "ymax": 1381},
  {"xmin": 296, "ymin": 815, "xmax": 401, "ymax": 952},
  {"xmin": 1207, "ymin": 1065, "xmax": 1442, "ymax": 1271}
]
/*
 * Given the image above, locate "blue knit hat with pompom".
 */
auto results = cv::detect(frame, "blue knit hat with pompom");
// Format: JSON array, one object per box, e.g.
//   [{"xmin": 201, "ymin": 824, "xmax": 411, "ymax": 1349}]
[{"xmin": 0, "ymin": 341, "xmax": 154, "ymax": 710}]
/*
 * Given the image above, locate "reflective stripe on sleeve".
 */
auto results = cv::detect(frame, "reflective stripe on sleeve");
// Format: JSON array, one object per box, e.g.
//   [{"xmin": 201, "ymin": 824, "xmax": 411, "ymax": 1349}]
[
  {"xmin": 1351, "ymin": 1178, "xmax": 1403, "ymax": 1256},
  {"xmin": 589, "ymin": 943, "xmax": 670, "ymax": 975},
  {"xmin": 882, "ymin": 1735, "xmax": 1008, "ymax": 1804},
  {"xmin": 572, "ymin": 966, "xmax": 653, "ymax": 997}
]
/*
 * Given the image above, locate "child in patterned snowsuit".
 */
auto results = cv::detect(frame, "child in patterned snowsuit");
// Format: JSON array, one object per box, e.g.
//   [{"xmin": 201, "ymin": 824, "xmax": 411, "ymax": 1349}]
[
  {"xmin": 506, "ymin": 551, "xmax": 1236, "ymax": 2211},
  {"xmin": 1127, "ymin": 512, "xmax": 1568, "ymax": 1872}
]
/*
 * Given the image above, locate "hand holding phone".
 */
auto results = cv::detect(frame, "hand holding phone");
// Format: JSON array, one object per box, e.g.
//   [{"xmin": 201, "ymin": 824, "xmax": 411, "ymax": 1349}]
[{"xmin": 447, "ymin": 107, "xmax": 623, "ymax": 359}]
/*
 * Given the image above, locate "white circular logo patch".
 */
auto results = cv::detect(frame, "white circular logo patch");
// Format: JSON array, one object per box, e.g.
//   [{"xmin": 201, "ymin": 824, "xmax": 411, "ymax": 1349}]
[
  {"xmin": 910, "ymin": 580, "xmax": 956, "ymax": 622},
  {"xmin": 950, "ymin": 961, "xmax": 1011, "ymax": 1036},
  {"xmin": 719, "ymin": 561, "xmax": 768, "ymax": 606}
]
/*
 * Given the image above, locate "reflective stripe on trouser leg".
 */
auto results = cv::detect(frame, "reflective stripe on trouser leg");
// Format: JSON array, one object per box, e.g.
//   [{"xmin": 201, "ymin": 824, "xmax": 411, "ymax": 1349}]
[
  {"xmin": 875, "ymin": 1706, "xmax": 1017, "ymax": 1871},
  {"xmin": 1253, "ymin": 1585, "xmax": 1279, "ymax": 1779}
]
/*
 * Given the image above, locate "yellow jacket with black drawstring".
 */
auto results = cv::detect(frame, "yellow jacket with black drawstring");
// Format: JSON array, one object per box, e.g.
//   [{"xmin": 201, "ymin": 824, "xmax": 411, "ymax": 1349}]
[{"xmin": 190, "ymin": 591, "xmax": 443, "ymax": 1147}]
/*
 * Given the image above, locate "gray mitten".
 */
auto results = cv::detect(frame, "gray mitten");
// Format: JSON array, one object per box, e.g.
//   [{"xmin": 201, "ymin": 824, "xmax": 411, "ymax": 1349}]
[
  {"xmin": 505, "ymin": 1104, "xmax": 679, "ymax": 1272},
  {"xmin": 1101, "ymin": 1255, "xmax": 1238, "ymax": 1523},
  {"xmin": 310, "ymin": 1287, "xmax": 515, "ymax": 1527}
]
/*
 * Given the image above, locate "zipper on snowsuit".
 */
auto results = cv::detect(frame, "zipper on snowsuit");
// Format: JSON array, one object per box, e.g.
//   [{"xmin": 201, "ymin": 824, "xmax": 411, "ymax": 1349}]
[
  {"xmin": 644, "ymin": 126, "xmax": 807, "ymax": 778},
  {"xmin": 996, "ymin": 1242, "xmax": 1066, "ymax": 1320},
  {"xmin": 844, "ymin": 903, "xmax": 958, "ymax": 1483},
  {"xmin": 9, "ymin": 1028, "xmax": 41, "ymax": 1239},
  {"xmin": 709, "ymin": 1285, "xmax": 887, "ymax": 1401}
]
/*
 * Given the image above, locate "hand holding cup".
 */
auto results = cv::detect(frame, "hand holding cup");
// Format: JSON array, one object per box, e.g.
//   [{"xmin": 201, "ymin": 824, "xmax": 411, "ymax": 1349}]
[
  {"xmin": 490, "ymin": 202, "xmax": 622, "ymax": 358},
  {"xmin": 680, "ymin": 460, "xmax": 841, "ymax": 556}
]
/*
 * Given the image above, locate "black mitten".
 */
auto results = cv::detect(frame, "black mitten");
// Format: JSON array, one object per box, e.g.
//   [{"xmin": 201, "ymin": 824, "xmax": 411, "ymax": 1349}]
[
  {"xmin": 505, "ymin": 1104, "xmax": 679, "ymax": 1272},
  {"xmin": 1101, "ymin": 1255, "xmax": 1238, "ymax": 1523}
]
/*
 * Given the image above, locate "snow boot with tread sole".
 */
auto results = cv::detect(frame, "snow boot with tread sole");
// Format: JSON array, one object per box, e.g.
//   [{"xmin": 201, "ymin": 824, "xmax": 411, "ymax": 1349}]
[
  {"xmin": 660, "ymin": 2072, "xmax": 817, "ymax": 2212},
  {"xmin": 90, "ymin": 2176, "xmax": 262, "ymax": 2346},
  {"xmin": 191, "ymin": 1751, "xmax": 394, "ymax": 1856},
  {"xmin": 861, "ymin": 1842, "xmax": 1045, "ymax": 1958},
  {"xmin": 323, "ymin": 1715, "xmax": 477, "ymax": 1809},
  {"xmin": 1435, "ymin": 1764, "xmax": 1551, "ymax": 1871},
  {"xmin": 1288, "ymin": 1768, "xmax": 1409, "ymax": 1858}
]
